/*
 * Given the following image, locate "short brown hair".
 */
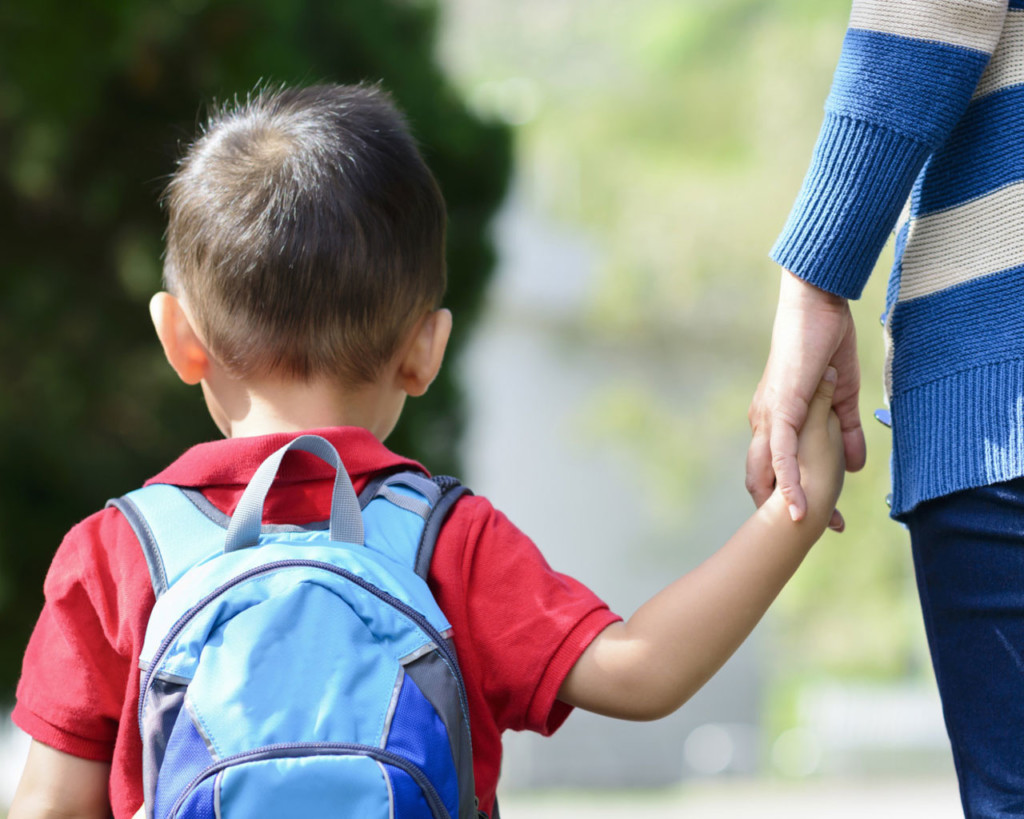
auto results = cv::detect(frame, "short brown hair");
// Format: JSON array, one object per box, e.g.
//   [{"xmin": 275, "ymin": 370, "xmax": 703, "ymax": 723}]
[{"xmin": 163, "ymin": 83, "xmax": 447, "ymax": 385}]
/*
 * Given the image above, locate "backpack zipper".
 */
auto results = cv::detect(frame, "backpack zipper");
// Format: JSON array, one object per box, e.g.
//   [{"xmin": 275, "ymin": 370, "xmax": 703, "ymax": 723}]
[
  {"xmin": 165, "ymin": 742, "xmax": 450, "ymax": 819},
  {"xmin": 139, "ymin": 559, "xmax": 472, "ymax": 759}
]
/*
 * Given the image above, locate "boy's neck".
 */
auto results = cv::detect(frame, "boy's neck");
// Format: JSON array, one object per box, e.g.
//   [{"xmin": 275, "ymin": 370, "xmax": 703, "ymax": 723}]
[{"xmin": 203, "ymin": 371, "xmax": 404, "ymax": 442}]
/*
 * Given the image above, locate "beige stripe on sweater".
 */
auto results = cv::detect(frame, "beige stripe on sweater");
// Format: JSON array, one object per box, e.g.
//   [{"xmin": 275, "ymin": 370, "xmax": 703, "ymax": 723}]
[
  {"xmin": 974, "ymin": 9, "xmax": 1024, "ymax": 99},
  {"xmin": 849, "ymin": 0, "xmax": 1007, "ymax": 54},
  {"xmin": 898, "ymin": 181, "xmax": 1024, "ymax": 302}
]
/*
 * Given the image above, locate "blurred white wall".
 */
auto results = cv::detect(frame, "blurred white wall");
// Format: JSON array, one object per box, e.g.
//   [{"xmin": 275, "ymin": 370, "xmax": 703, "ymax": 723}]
[{"xmin": 459, "ymin": 187, "xmax": 765, "ymax": 789}]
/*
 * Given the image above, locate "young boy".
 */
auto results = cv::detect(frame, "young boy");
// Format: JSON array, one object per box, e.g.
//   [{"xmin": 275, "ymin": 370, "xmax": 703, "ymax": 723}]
[{"xmin": 9, "ymin": 83, "xmax": 844, "ymax": 819}]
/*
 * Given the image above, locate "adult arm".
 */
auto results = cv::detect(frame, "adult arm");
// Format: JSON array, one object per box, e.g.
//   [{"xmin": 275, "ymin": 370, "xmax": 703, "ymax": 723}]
[
  {"xmin": 559, "ymin": 373, "xmax": 844, "ymax": 720},
  {"xmin": 8, "ymin": 742, "xmax": 111, "ymax": 819},
  {"xmin": 748, "ymin": 0, "xmax": 1009, "ymax": 520}
]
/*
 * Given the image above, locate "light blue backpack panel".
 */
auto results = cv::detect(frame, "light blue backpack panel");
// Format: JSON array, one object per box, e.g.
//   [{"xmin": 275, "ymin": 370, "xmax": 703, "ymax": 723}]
[{"xmin": 109, "ymin": 435, "xmax": 477, "ymax": 819}]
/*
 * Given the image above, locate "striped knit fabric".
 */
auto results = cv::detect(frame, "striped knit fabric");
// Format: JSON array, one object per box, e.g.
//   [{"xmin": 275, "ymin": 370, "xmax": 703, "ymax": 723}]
[{"xmin": 771, "ymin": 0, "xmax": 1024, "ymax": 517}]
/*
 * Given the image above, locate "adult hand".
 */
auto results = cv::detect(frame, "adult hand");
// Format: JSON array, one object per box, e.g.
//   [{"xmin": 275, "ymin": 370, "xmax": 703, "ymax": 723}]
[{"xmin": 747, "ymin": 269, "xmax": 866, "ymax": 527}]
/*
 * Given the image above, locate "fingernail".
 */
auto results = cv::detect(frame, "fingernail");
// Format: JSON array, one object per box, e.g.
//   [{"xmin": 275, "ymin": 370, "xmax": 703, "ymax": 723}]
[
  {"xmin": 788, "ymin": 504, "xmax": 800, "ymax": 521},
  {"xmin": 824, "ymin": 366, "xmax": 837, "ymax": 383}
]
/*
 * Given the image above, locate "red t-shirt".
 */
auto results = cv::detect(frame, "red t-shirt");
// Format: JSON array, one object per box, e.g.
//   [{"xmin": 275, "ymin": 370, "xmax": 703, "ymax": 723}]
[{"xmin": 13, "ymin": 427, "xmax": 620, "ymax": 818}]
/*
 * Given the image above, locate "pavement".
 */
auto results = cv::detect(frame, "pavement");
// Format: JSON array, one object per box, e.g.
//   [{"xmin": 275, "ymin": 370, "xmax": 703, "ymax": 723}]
[
  {"xmin": 498, "ymin": 777, "xmax": 964, "ymax": 818},
  {"xmin": 3, "ymin": 717, "xmax": 964, "ymax": 818}
]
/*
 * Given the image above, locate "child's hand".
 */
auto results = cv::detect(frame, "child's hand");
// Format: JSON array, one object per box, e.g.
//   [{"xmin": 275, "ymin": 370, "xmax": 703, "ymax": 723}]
[{"xmin": 794, "ymin": 367, "xmax": 845, "ymax": 533}]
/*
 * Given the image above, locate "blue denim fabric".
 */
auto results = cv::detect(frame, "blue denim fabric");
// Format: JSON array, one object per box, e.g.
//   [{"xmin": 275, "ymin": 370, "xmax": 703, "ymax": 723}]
[{"xmin": 905, "ymin": 478, "xmax": 1024, "ymax": 818}]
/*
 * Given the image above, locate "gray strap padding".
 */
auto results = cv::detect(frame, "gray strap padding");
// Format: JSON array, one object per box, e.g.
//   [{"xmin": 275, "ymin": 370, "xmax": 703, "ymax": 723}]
[
  {"xmin": 415, "ymin": 482, "xmax": 470, "ymax": 580},
  {"xmin": 378, "ymin": 486, "xmax": 432, "ymax": 520},
  {"xmin": 225, "ymin": 435, "xmax": 363, "ymax": 552},
  {"xmin": 386, "ymin": 472, "xmax": 443, "ymax": 507},
  {"xmin": 357, "ymin": 472, "xmax": 400, "ymax": 510},
  {"xmin": 358, "ymin": 471, "xmax": 441, "ymax": 510}
]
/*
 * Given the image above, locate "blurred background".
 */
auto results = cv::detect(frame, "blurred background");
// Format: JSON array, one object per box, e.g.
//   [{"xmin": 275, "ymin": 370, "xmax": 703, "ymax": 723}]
[{"xmin": 0, "ymin": 0, "xmax": 959, "ymax": 814}]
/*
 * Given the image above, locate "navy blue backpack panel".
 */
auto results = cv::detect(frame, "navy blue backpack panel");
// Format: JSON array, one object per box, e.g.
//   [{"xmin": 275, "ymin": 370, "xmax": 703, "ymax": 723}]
[{"xmin": 108, "ymin": 435, "xmax": 476, "ymax": 819}]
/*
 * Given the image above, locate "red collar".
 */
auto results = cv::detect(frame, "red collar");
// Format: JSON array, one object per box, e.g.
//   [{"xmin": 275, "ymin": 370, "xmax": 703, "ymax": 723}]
[{"xmin": 145, "ymin": 426, "xmax": 424, "ymax": 489}]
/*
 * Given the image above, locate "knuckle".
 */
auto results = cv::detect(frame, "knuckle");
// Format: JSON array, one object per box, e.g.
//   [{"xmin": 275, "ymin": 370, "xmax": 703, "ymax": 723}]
[{"xmin": 770, "ymin": 450, "xmax": 792, "ymax": 473}]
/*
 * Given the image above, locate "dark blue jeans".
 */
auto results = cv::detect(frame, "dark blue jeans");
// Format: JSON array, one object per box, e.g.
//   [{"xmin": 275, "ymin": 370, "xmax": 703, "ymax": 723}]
[{"xmin": 906, "ymin": 478, "xmax": 1024, "ymax": 818}]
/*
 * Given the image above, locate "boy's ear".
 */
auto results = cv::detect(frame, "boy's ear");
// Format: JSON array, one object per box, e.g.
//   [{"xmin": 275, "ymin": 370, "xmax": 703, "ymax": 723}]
[
  {"xmin": 149, "ymin": 292, "xmax": 211, "ymax": 386},
  {"xmin": 398, "ymin": 308, "xmax": 452, "ymax": 397}
]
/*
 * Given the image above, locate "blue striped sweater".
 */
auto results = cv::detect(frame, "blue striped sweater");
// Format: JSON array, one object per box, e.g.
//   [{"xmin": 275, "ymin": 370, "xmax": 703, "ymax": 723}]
[{"xmin": 772, "ymin": 0, "xmax": 1024, "ymax": 517}]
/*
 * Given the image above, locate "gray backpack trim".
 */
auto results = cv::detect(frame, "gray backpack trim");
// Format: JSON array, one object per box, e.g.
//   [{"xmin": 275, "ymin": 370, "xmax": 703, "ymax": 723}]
[
  {"xmin": 179, "ymin": 488, "xmax": 330, "ymax": 534},
  {"xmin": 403, "ymin": 648, "xmax": 476, "ymax": 818},
  {"xmin": 378, "ymin": 486, "xmax": 433, "ymax": 520},
  {"xmin": 140, "ymin": 675, "xmax": 186, "ymax": 789},
  {"xmin": 415, "ymin": 478, "xmax": 469, "ymax": 580},
  {"xmin": 108, "ymin": 495, "xmax": 169, "ymax": 597},
  {"xmin": 178, "ymin": 487, "xmax": 229, "ymax": 527}
]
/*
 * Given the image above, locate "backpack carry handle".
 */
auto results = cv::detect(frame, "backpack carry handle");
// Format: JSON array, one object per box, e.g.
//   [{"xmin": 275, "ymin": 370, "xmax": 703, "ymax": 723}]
[{"xmin": 224, "ymin": 435, "xmax": 364, "ymax": 552}]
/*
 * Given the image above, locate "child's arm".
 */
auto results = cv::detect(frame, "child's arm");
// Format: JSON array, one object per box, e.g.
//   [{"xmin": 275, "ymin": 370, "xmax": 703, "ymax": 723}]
[
  {"xmin": 558, "ymin": 370, "xmax": 844, "ymax": 720},
  {"xmin": 8, "ymin": 741, "xmax": 112, "ymax": 819}
]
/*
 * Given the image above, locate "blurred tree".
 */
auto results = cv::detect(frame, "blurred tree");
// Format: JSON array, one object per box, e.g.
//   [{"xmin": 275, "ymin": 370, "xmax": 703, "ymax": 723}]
[{"xmin": 0, "ymin": 0, "xmax": 511, "ymax": 700}]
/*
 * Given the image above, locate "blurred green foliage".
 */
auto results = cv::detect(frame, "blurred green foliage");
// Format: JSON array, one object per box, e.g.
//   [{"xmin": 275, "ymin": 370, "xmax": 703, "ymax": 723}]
[
  {"xmin": 441, "ymin": 0, "xmax": 927, "ymax": 693},
  {"xmin": 0, "ymin": 0, "xmax": 510, "ymax": 700}
]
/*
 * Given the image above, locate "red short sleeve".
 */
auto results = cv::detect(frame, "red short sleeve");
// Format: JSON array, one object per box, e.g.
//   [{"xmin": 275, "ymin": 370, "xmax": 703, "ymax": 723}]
[
  {"xmin": 428, "ymin": 495, "xmax": 621, "ymax": 813},
  {"xmin": 13, "ymin": 507, "xmax": 152, "ymax": 816}
]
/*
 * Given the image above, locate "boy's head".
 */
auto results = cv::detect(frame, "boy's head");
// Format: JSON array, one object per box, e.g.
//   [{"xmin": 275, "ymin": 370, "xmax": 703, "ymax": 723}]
[{"xmin": 163, "ymin": 83, "xmax": 447, "ymax": 387}]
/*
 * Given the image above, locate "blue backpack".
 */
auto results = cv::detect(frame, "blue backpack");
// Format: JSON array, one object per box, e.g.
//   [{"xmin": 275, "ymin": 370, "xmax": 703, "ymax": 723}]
[{"xmin": 109, "ymin": 435, "xmax": 479, "ymax": 819}]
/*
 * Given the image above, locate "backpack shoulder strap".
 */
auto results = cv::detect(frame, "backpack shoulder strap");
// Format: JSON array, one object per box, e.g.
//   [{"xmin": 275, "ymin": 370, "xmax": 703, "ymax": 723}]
[
  {"xmin": 416, "ymin": 476, "xmax": 471, "ymax": 580},
  {"xmin": 106, "ymin": 484, "xmax": 228, "ymax": 598},
  {"xmin": 112, "ymin": 470, "xmax": 470, "ymax": 597},
  {"xmin": 358, "ymin": 471, "xmax": 470, "ymax": 580}
]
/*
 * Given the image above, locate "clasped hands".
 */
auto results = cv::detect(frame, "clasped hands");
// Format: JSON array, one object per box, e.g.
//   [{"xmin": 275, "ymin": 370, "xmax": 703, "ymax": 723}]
[{"xmin": 747, "ymin": 269, "xmax": 865, "ymax": 531}]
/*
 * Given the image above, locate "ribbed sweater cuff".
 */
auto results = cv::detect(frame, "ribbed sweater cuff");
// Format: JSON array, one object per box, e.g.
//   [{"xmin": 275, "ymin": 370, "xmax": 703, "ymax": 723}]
[
  {"xmin": 771, "ymin": 113, "xmax": 932, "ymax": 299},
  {"xmin": 891, "ymin": 359, "xmax": 1024, "ymax": 518}
]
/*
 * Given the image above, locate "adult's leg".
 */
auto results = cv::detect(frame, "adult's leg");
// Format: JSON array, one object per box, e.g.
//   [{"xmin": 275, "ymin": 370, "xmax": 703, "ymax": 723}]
[{"xmin": 906, "ymin": 478, "xmax": 1024, "ymax": 819}]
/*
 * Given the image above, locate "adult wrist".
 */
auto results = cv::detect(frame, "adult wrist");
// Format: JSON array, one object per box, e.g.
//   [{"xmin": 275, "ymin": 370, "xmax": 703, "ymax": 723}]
[{"xmin": 779, "ymin": 268, "xmax": 847, "ymax": 312}]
